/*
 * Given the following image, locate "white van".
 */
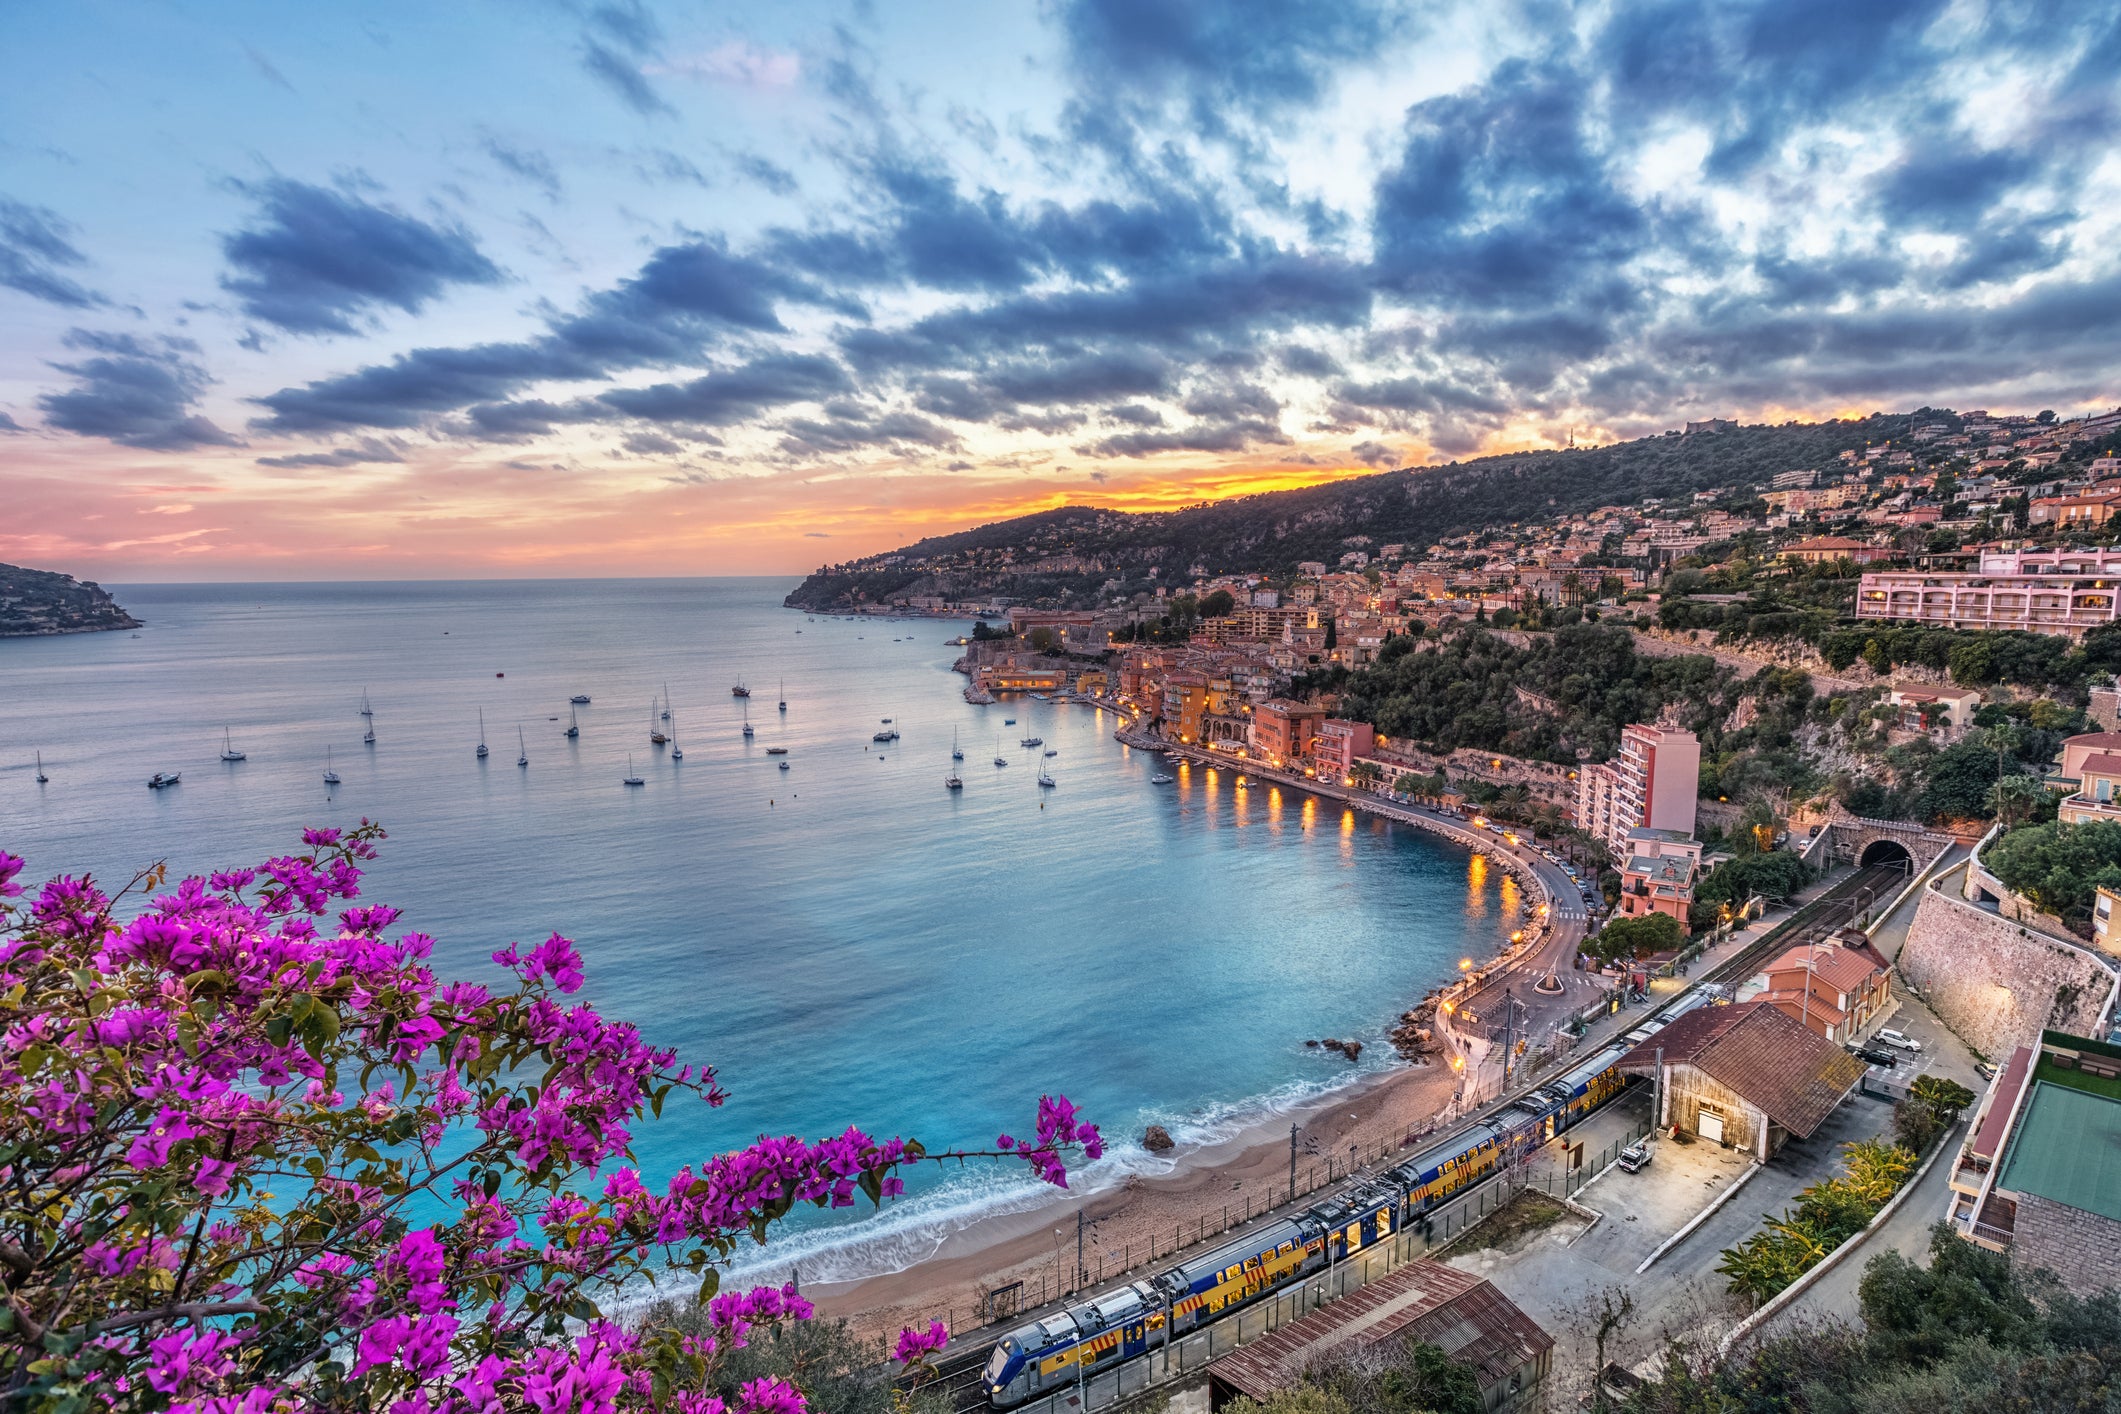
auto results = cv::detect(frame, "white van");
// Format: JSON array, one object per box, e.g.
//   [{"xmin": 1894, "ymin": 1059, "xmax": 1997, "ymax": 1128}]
[{"xmin": 1876, "ymin": 1028, "xmax": 1923, "ymax": 1053}]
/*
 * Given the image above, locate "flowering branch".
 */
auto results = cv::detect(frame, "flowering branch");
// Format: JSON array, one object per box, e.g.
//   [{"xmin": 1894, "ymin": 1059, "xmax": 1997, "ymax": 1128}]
[{"xmin": 0, "ymin": 830, "xmax": 1097, "ymax": 1414}]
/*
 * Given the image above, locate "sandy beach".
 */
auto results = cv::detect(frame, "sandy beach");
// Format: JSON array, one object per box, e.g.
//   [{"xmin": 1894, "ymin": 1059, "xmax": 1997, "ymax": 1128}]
[{"xmin": 809, "ymin": 1050, "xmax": 1464, "ymax": 1342}]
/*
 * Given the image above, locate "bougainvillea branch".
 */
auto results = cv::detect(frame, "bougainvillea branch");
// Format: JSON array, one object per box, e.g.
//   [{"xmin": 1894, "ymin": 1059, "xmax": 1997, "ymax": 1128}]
[{"xmin": 0, "ymin": 828, "xmax": 1099, "ymax": 1413}]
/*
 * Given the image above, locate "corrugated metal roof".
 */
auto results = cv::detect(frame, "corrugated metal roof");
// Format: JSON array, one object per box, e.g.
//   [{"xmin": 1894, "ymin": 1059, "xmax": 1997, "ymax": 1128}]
[
  {"xmin": 1207, "ymin": 1261, "xmax": 1551, "ymax": 1401},
  {"xmin": 1618, "ymin": 1002, "xmax": 1862, "ymax": 1138}
]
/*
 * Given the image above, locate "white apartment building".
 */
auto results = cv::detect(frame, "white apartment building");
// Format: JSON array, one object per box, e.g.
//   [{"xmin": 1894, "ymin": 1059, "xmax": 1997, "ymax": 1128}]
[
  {"xmin": 1577, "ymin": 724, "xmax": 1702, "ymax": 860},
  {"xmin": 1855, "ymin": 547, "xmax": 2121, "ymax": 640}
]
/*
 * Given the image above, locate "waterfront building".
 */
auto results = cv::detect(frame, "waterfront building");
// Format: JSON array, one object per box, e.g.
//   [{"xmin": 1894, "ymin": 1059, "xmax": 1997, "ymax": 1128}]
[
  {"xmin": 1314, "ymin": 719, "xmax": 1376, "ymax": 780},
  {"xmin": 1615, "ymin": 827, "xmax": 1702, "ymax": 932},
  {"xmin": 1250, "ymin": 699, "xmax": 1325, "ymax": 768},
  {"xmin": 1162, "ymin": 670, "xmax": 1209, "ymax": 744},
  {"xmin": 1947, "ymin": 1030, "xmax": 2121, "ymax": 1295},
  {"xmin": 1855, "ymin": 547, "xmax": 2121, "ymax": 640},
  {"xmin": 1576, "ymin": 724, "xmax": 1700, "ymax": 860}
]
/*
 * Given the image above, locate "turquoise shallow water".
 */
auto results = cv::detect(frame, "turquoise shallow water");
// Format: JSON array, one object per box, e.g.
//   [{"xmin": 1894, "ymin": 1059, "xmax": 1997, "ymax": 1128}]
[{"xmin": 0, "ymin": 577, "xmax": 1520, "ymax": 1281}]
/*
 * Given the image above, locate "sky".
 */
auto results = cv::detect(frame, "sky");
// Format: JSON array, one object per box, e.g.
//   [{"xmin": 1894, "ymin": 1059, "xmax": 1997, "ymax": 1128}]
[{"xmin": 4, "ymin": 1, "xmax": 2120, "ymax": 581}]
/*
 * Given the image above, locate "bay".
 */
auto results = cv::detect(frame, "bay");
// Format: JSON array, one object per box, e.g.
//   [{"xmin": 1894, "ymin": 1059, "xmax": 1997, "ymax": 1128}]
[{"xmin": 0, "ymin": 577, "xmax": 1521, "ymax": 1281}]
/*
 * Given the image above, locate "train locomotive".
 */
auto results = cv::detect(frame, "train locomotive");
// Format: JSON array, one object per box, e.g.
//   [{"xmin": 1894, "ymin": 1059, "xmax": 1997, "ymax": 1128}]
[{"xmin": 980, "ymin": 1003, "xmax": 1700, "ymax": 1408}]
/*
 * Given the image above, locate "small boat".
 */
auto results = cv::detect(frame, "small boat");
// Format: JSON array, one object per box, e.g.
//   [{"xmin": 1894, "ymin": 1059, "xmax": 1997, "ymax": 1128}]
[
  {"xmin": 363, "ymin": 713, "xmax": 376, "ymax": 745},
  {"xmin": 566, "ymin": 705, "xmax": 580, "ymax": 738},
  {"xmin": 882, "ymin": 718, "xmax": 893, "ymax": 724},
  {"xmin": 671, "ymin": 716, "xmax": 683, "ymax": 761},
  {"xmin": 1151, "ymin": 773, "xmax": 1174, "ymax": 784},
  {"xmin": 148, "ymin": 771, "xmax": 181, "ymax": 790},
  {"xmin": 742, "ymin": 722, "xmax": 754, "ymax": 739},
  {"xmin": 872, "ymin": 729, "xmax": 898, "ymax": 743},
  {"xmin": 661, "ymin": 685, "xmax": 672, "ymax": 722},
  {"xmin": 623, "ymin": 755, "xmax": 644, "ymax": 786},
  {"xmin": 360, "ymin": 690, "xmax": 373, "ymax": 718},
  {"xmin": 1020, "ymin": 736, "xmax": 1043, "ymax": 748},
  {"xmin": 517, "ymin": 727, "xmax": 528, "ymax": 769},
  {"xmin": 778, "ymin": 760, "xmax": 790, "ymax": 770},
  {"xmin": 1004, "ymin": 718, "xmax": 1016, "ymax": 725},
  {"xmin": 1038, "ymin": 768, "xmax": 1056, "ymax": 789},
  {"xmin": 323, "ymin": 748, "xmax": 340, "ymax": 786},
  {"xmin": 35, "ymin": 752, "xmax": 48, "ymax": 784},
  {"xmin": 779, "ymin": 678, "xmax": 787, "ymax": 712},
  {"xmin": 1044, "ymin": 749, "xmax": 1058, "ymax": 757},
  {"xmin": 571, "ymin": 694, "xmax": 591, "ymax": 705},
  {"xmin": 994, "ymin": 737, "xmax": 1007, "ymax": 768},
  {"xmin": 731, "ymin": 682, "xmax": 750, "ymax": 698},
  {"xmin": 476, "ymin": 710, "xmax": 489, "ymax": 759},
  {"xmin": 951, "ymin": 728, "xmax": 963, "ymax": 761},
  {"xmin": 765, "ymin": 746, "xmax": 788, "ymax": 755},
  {"xmin": 650, "ymin": 701, "xmax": 668, "ymax": 746},
  {"xmin": 945, "ymin": 772, "xmax": 963, "ymax": 790},
  {"xmin": 220, "ymin": 727, "xmax": 246, "ymax": 762}
]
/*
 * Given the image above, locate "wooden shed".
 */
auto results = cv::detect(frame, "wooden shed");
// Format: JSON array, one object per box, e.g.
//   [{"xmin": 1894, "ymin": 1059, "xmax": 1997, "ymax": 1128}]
[
  {"xmin": 1206, "ymin": 1261, "xmax": 1551, "ymax": 1414},
  {"xmin": 1618, "ymin": 1001, "xmax": 1863, "ymax": 1159}
]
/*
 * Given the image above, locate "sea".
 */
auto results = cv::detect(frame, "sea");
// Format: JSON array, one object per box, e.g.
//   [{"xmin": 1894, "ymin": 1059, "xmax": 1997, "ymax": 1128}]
[{"xmin": 0, "ymin": 578, "xmax": 1523, "ymax": 1286}]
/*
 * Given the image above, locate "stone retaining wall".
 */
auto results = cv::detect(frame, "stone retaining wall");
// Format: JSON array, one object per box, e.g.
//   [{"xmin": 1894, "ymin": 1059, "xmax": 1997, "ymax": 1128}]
[{"xmin": 1898, "ymin": 884, "xmax": 2112, "ymax": 1059}]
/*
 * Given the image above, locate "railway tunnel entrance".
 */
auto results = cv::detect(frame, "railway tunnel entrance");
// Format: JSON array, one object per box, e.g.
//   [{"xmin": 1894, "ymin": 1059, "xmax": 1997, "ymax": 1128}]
[{"xmin": 1858, "ymin": 838, "xmax": 1914, "ymax": 870}]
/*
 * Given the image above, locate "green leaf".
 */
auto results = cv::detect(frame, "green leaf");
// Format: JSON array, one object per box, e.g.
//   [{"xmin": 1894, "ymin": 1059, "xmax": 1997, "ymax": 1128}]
[{"xmin": 697, "ymin": 1268, "xmax": 720, "ymax": 1304}]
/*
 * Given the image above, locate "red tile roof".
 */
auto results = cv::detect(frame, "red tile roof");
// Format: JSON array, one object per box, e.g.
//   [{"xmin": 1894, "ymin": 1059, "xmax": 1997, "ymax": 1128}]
[
  {"xmin": 1207, "ymin": 1261, "xmax": 1550, "ymax": 1402},
  {"xmin": 1619, "ymin": 1002, "xmax": 1864, "ymax": 1138},
  {"xmin": 1763, "ymin": 940, "xmax": 1888, "ymax": 995}
]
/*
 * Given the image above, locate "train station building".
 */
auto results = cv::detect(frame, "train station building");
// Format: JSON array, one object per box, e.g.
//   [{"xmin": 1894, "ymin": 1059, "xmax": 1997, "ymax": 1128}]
[
  {"xmin": 1205, "ymin": 1261, "xmax": 1551, "ymax": 1414},
  {"xmin": 1616, "ymin": 1001, "xmax": 1864, "ymax": 1159}
]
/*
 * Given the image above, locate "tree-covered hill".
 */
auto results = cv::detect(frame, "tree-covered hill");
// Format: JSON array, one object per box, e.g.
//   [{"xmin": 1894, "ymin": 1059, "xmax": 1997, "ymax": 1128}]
[
  {"xmin": 0, "ymin": 563, "xmax": 140, "ymax": 636},
  {"xmin": 785, "ymin": 410, "xmax": 1936, "ymax": 609}
]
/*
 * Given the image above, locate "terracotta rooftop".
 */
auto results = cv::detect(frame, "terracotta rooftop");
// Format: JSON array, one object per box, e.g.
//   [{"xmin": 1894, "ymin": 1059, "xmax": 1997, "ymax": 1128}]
[
  {"xmin": 2064, "ymin": 732, "xmax": 2121, "ymax": 751},
  {"xmin": 2078, "ymin": 752, "xmax": 2121, "ymax": 778},
  {"xmin": 1207, "ymin": 1261, "xmax": 1550, "ymax": 1404},
  {"xmin": 1763, "ymin": 940, "xmax": 1888, "ymax": 995},
  {"xmin": 1619, "ymin": 1002, "xmax": 1864, "ymax": 1138}
]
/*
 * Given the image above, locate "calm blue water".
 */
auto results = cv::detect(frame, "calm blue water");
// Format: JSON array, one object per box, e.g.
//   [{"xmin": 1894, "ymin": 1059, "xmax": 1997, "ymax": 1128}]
[{"xmin": 0, "ymin": 578, "xmax": 1519, "ymax": 1281}]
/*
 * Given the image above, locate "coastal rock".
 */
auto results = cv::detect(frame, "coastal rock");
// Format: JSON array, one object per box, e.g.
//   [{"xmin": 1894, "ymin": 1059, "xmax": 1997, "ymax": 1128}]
[
  {"xmin": 0, "ymin": 562, "xmax": 141, "ymax": 637},
  {"xmin": 1319, "ymin": 1038, "xmax": 1363, "ymax": 1062},
  {"xmin": 1304, "ymin": 1039, "xmax": 1320, "ymax": 1048},
  {"xmin": 1141, "ymin": 1124, "xmax": 1174, "ymax": 1153}
]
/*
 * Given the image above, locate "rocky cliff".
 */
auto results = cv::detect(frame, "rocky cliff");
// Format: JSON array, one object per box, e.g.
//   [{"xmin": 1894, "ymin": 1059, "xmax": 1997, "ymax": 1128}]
[{"xmin": 0, "ymin": 563, "xmax": 141, "ymax": 636}]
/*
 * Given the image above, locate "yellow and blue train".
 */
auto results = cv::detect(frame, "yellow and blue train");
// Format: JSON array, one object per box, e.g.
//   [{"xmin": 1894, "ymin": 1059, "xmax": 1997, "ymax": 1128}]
[{"xmin": 981, "ymin": 1024, "xmax": 1661, "ymax": 1407}]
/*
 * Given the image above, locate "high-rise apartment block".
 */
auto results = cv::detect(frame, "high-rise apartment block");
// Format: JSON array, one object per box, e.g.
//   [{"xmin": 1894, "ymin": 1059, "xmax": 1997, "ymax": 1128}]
[{"xmin": 1577, "ymin": 724, "xmax": 1701, "ymax": 859}]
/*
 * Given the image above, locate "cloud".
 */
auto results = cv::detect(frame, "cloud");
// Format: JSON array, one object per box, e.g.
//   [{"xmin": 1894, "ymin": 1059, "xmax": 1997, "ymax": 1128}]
[
  {"xmin": 582, "ymin": 40, "xmax": 675, "ymax": 117},
  {"xmin": 482, "ymin": 135, "xmax": 562, "ymax": 200},
  {"xmin": 652, "ymin": 41, "xmax": 802, "ymax": 88},
  {"xmin": 220, "ymin": 178, "xmax": 502, "ymax": 334},
  {"xmin": 1349, "ymin": 440, "xmax": 1401, "ymax": 468},
  {"xmin": 243, "ymin": 45, "xmax": 297, "ymax": 92},
  {"xmin": 596, "ymin": 352, "xmax": 854, "ymax": 426},
  {"xmin": 255, "ymin": 436, "xmax": 407, "ymax": 468},
  {"xmin": 38, "ymin": 330, "xmax": 242, "ymax": 451},
  {"xmin": 734, "ymin": 153, "xmax": 798, "ymax": 195},
  {"xmin": 620, "ymin": 430, "xmax": 684, "ymax": 455},
  {"xmin": 778, "ymin": 406, "xmax": 962, "ymax": 456},
  {"xmin": 0, "ymin": 411, "xmax": 22, "ymax": 432},
  {"xmin": 0, "ymin": 196, "xmax": 103, "ymax": 308},
  {"xmin": 803, "ymin": 531, "xmax": 829, "ymax": 537}
]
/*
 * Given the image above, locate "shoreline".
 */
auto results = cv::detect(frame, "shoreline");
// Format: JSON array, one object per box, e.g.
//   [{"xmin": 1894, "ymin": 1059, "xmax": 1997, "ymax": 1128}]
[{"xmin": 801, "ymin": 700, "xmax": 1580, "ymax": 1342}]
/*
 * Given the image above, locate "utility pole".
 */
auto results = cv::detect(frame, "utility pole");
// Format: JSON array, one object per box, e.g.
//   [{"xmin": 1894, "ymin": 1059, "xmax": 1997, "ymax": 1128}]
[
  {"xmin": 1289, "ymin": 1123, "xmax": 1299, "ymax": 1204},
  {"xmin": 1076, "ymin": 1209, "xmax": 1086, "ymax": 1289}
]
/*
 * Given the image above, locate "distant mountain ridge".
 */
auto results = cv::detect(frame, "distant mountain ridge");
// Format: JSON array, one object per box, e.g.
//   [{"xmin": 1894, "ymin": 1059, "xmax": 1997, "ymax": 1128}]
[
  {"xmin": 784, "ymin": 410, "xmax": 1932, "ymax": 611},
  {"xmin": 0, "ymin": 563, "xmax": 141, "ymax": 636}
]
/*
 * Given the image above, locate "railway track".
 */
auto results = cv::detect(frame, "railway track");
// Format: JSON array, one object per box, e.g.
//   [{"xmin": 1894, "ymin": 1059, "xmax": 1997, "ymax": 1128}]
[{"xmin": 910, "ymin": 861, "xmax": 1910, "ymax": 1414}]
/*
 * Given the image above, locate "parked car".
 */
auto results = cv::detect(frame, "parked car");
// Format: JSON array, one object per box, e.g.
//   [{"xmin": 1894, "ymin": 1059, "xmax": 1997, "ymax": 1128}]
[
  {"xmin": 1975, "ymin": 1060, "xmax": 1997, "ymax": 1083},
  {"xmin": 1849, "ymin": 1044, "xmax": 1898, "ymax": 1067},
  {"xmin": 1617, "ymin": 1141, "xmax": 1652, "ymax": 1173},
  {"xmin": 1876, "ymin": 1028, "xmax": 1924, "ymax": 1053}
]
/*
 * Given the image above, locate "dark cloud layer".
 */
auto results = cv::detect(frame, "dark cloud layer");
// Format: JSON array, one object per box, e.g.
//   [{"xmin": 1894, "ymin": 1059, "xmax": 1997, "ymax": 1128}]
[
  {"xmin": 0, "ymin": 196, "xmax": 103, "ymax": 308},
  {"xmin": 39, "ymin": 331, "xmax": 240, "ymax": 450},
  {"xmin": 221, "ymin": 179, "xmax": 502, "ymax": 335},
  {"xmin": 208, "ymin": 0, "xmax": 2121, "ymax": 467}
]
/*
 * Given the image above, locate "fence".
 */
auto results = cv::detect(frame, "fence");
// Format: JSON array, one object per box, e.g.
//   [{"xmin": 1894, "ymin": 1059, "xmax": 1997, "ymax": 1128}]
[
  {"xmin": 976, "ymin": 1115, "xmax": 1651, "ymax": 1414},
  {"xmin": 899, "ymin": 1108, "xmax": 1653, "ymax": 1360}
]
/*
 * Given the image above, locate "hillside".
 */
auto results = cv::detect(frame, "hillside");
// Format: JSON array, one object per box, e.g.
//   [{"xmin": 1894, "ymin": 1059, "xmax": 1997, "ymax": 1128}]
[
  {"xmin": 0, "ymin": 563, "xmax": 141, "ymax": 636},
  {"xmin": 784, "ymin": 410, "xmax": 1936, "ymax": 610}
]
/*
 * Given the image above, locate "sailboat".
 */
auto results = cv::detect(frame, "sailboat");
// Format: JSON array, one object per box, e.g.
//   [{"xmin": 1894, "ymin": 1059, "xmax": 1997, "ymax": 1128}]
[
  {"xmin": 741, "ymin": 701, "xmax": 754, "ymax": 739},
  {"xmin": 650, "ymin": 701, "xmax": 668, "ymax": 746},
  {"xmin": 360, "ymin": 690, "xmax": 373, "ymax": 719},
  {"xmin": 623, "ymin": 755, "xmax": 644, "ymax": 786},
  {"xmin": 220, "ymin": 727, "xmax": 246, "ymax": 762},
  {"xmin": 363, "ymin": 710, "xmax": 376, "ymax": 745},
  {"xmin": 951, "ymin": 728, "xmax": 964, "ymax": 761},
  {"xmin": 323, "ymin": 747, "xmax": 340, "ymax": 786},
  {"xmin": 731, "ymin": 681, "xmax": 750, "ymax": 698},
  {"xmin": 517, "ymin": 727, "xmax": 528, "ymax": 769},
  {"xmin": 945, "ymin": 736, "xmax": 962, "ymax": 790},
  {"xmin": 35, "ymin": 752, "xmax": 49, "ymax": 784},
  {"xmin": 565, "ymin": 705, "xmax": 580, "ymax": 738},
  {"xmin": 670, "ymin": 715, "xmax": 683, "ymax": 761},
  {"xmin": 476, "ymin": 710, "xmax": 489, "ymax": 759},
  {"xmin": 661, "ymin": 686, "xmax": 672, "ymax": 722},
  {"xmin": 778, "ymin": 678, "xmax": 787, "ymax": 712},
  {"xmin": 993, "ymin": 736, "xmax": 1008, "ymax": 768},
  {"xmin": 1038, "ymin": 763, "xmax": 1057, "ymax": 789}
]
